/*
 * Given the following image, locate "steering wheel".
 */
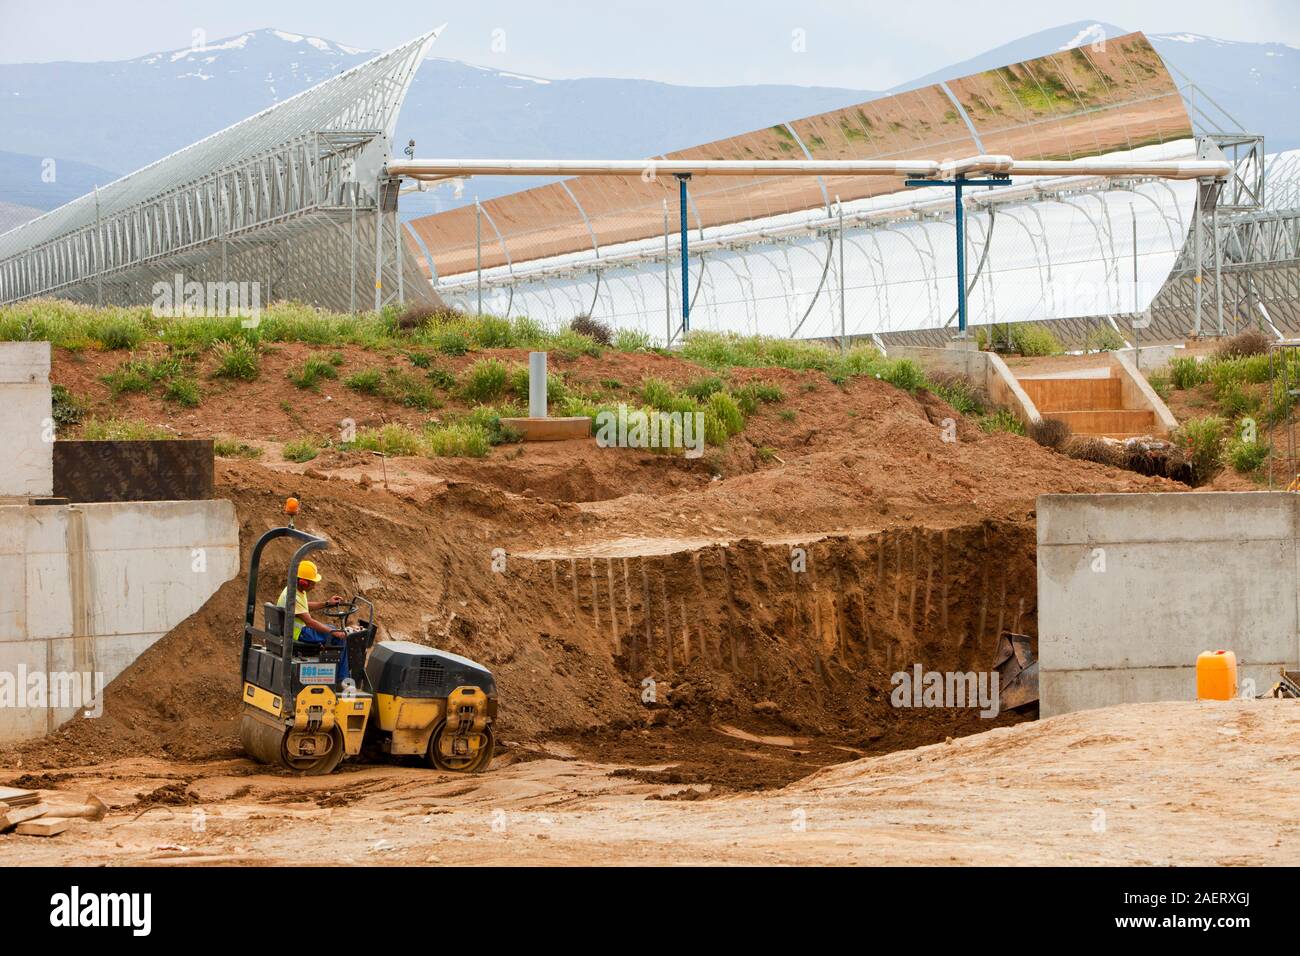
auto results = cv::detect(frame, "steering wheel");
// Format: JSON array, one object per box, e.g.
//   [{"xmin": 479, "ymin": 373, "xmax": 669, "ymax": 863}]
[{"xmin": 319, "ymin": 601, "xmax": 359, "ymax": 623}]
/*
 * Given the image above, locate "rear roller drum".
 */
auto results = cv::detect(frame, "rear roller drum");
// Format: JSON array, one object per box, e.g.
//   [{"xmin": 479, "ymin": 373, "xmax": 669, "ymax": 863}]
[
  {"xmin": 241, "ymin": 714, "xmax": 345, "ymax": 775},
  {"xmin": 428, "ymin": 721, "xmax": 495, "ymax": 773}
]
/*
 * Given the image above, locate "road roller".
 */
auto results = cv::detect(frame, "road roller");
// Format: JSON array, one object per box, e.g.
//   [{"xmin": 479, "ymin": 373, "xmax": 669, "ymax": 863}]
[{"xmin": 238, "ymin": 499, "xmax": 498, "ymax": 774}]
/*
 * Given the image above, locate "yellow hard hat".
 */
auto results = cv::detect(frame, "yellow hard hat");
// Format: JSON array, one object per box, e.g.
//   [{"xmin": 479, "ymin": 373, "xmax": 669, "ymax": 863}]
[{"xmin": 296, "ymin": 560, "xmax": 323, "ymax": 583}]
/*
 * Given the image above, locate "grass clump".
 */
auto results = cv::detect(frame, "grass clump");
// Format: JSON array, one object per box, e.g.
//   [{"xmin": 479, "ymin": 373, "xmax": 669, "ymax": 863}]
[
  {"xmin": 1225, "ymin": 435, "xmax": 1268, "ymax": 474},
  {"xmin": 613, "ymin": 328, "xmax": 652, "ymax": 352},
  {"xmin": 213, "ymin": 437, "xmax": 263, "ymax": 458},
  {"xmin": 977, "ymin": 409, "xmax": 1026, "ymax": 436},
  {"xmin": 289, "ymin": 356, "xmax": 338, "ymax": 390},
  {"xmin": 1028, "ymin": 417, "xmax": 1072, "ymax": 450},
  {"xmin": 425, "ymin": 422, "xmax": 491, "ymax": 458},
  {"xmin": 350, "ymin": 423, "xmax": 426, "ymax": 457},
  {"xmin": 163, "ymin": 377, "xmax": 201, "ymax": 407},
  {"xmin": 924, "ymin": 371, "xmax": 986, "ymax": 416},
  {"xmin": 282, "ymin": 438, "xmax": 321, "ymax": 463},
  {"xmin": 211, "ymin": 339, "xmax": 260, "ymax": 380},
  {"xmin": 343, "ymin": 368, "xmax": 383, "ymax": 394},
  {"xmin": 978, "ymin": 323, "xmax": 1064, "ymax": 356},
  {"xmin": 1169, "ymin": 356, "xmax": 1208, "ymax": 390},
  {"xmin": 80, "ymin": 417, "xmax": 171, "ymax": 440},
  {"xmin": 1085, "ymin": 325, "xmax": 1126, "ymax": 352},
  {"xmin": 460, "ymin": 358, "xmax": 508, "ymax": 404},
  {"xmin": 682, "ymin": 375, "xmax": 725, "ymax": 401}
]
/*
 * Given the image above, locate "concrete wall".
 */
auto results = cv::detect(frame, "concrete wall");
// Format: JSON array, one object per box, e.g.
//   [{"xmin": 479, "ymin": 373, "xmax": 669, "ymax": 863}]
[
  {"xmin": 0, "ymin": 499, "xmax": 239, "ymax": 742},
  {"xmin": 1038, "ymin": 492, "xmax": 1299, "ymax": 716},
  {"xmin": 1109, "ymin": 351, "xmax": 1178, "ymax": 435},
  {"xmin": 892, "ymin": 345, "xmax": 1042, "ymax": 425},
  {"xmin": 0, "ymin": 342, "xmax": 53, "ymax": 497}
]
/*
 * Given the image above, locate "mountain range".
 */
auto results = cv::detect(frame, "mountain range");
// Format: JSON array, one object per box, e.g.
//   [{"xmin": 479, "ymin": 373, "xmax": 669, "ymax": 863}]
[{"xmin": 0, "ymin": 22, "xmax": 1295, "ymax": 228}]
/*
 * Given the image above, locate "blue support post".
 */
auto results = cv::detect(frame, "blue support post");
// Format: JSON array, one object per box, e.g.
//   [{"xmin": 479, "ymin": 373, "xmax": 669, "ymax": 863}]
[
  {"xmin": 954, "ymin": 177, "xmax": 965, "ymax": 336},
  {"xmin": 677, "ymin": 174, "xmax": 691, "ymax": 334},
  {"xmin": 905, "ymin": 174, "xmax": 1010, "ymax": 340}
]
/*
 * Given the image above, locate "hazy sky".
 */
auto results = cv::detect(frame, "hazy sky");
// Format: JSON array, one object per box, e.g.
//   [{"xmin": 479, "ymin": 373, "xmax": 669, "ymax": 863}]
[{"xmin": 2, "ymin": 0, "xmax": 1298, "ymax": 88}]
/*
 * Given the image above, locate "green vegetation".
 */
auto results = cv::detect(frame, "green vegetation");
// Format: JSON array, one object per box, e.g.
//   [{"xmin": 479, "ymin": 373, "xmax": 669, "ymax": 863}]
[
  {"xmin": 163, "ymin": 377, "xmax": 202, "ymax": 407},
  {"xmin": 1173, "ymin": 415, "xmax": 1227, "ymax": 484},
  {"xmin": 977, "ymin": 409, "xmax": 1026, "ymax": 436},
  {"xmin": 282, "ymin": 438, "xmax": 321, "ymax": 463},
  {"xmin": 212, "ymin": 339, "xmax": 260, "ymax": 380},
  {"xmin": 425, "ymin": 423, "xmax": 492, "ymax": 458},
  {"xmin": 343, "ymin": 368, "xmax": 383, "ymax": 394},
  {"xmin": 1085, "ymin": 325, "xmax": 1127, "ymax": 352},
  {"xmin": 1226, "ymin": 434, "xmax": 1269, "ymax": 474},
  {"xmin": 613, "ymin": 328, "xmax": 652, "ymax": 352},
  {"xmin": 288, "ymin": 355, "xmax": 338, "ymax": 390},
  {"xmin": 460, "ymin": 357, "xmax": 508, "ymax": 403},
  {"xmin": 50, "ymin": 384, "xmax": 85, "ymax": 431},
  {"xmin": 977, "ymin": 323, "xmax": 1065, "ymax": 356},
  {"xmin": 213, "ymin": 437, "xmax": 263, "ymax": 458},
  {"xmin": 80, "ymin": 417, "xmax": 171, "ymax": 440}
]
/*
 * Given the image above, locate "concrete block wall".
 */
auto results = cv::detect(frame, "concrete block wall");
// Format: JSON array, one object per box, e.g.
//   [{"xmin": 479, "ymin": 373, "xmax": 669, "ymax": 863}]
[
  {"xmin": 0, "ymin": 499, "xmax": 239, "ymax": 742},
  {"xmin": 1038, "ymin": 492, "xmax": 1299, "ymax": 716},
  {"xmin": 0, "ymin": 342, "xmax": 53, "ymax": 497}
]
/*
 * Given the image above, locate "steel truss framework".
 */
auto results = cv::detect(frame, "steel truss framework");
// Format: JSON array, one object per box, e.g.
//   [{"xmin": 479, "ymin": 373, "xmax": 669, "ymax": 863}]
[{"xmin": 0, "ymin": 32, "xmax": 440, "ymax": 312}]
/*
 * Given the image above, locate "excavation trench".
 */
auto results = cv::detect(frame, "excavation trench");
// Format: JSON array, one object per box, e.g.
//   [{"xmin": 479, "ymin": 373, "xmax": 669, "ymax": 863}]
[{"xmin": 7, "ymin": 467, "xmax": 1038, "ymax": 791}]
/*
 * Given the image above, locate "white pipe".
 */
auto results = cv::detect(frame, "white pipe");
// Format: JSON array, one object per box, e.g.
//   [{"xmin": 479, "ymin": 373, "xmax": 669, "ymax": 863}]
[
  {"xmin": 388, "ymin": 155, "xmax": 1232, "ymax": 183},
  {"xmin": 389, "ymin": 159, "xmax": 942, "ymax": 179}
]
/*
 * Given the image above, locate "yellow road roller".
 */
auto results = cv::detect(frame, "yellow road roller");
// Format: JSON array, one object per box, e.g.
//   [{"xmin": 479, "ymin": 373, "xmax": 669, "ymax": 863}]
[{"xmin": 238, "ymin": 500, "xmax": 498, "ymax": 774}]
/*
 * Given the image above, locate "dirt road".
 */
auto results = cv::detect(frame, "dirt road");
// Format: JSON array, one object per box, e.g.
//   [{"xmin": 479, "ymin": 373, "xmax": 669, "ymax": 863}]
[{"xmin": 3, "ymin": 699, "xmax": 1295, "ymax": 866}]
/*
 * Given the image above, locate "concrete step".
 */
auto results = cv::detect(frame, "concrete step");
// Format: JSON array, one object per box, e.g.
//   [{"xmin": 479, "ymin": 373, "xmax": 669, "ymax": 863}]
[
  {"xmin": 1019, "ymin": 376, "xmax": 1123, "ymax": 413},
  {"xmin": 1051, "ymin": 409, "xmax": 1155, "ymax": 436}
]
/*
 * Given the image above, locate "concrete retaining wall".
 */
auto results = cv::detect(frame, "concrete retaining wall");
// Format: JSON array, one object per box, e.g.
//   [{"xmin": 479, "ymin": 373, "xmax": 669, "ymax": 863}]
[
  {"xmin": 1037, "ymin": 492, "xmax": 1299, "ymax": 716},
  {"xmin": 892, "ymin": 345, "xmax": 1041, "ymax": 425},
  {"xmin": 1109, "ymin": 351, "xmax": 1178, "ymax": 435},
  {"xmin": 0, "ymin": 342, "xmax": 53, "ymax": 497},
  {"xmin": 0, "ymin": 499, "xmax": 239, "ymax": 743}
]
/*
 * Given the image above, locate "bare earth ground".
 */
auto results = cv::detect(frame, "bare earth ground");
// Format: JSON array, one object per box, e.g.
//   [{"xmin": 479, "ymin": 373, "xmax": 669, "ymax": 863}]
[
  {"xmin": 9, "ymin": 341, "xmax": 1282, "ymax": 866},
  {"xmin": 2, "ymin": 700, "xmax": 1296, "ymax": 866}
]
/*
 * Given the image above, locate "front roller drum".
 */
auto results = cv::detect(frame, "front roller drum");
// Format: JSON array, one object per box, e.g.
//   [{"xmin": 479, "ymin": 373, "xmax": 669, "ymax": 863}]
[
  {"xmin": 240, "ymin": 711, "xmax": 346, "ymax": 775},
  {"xmin": 428, "ymin": 720, "xmax": 495, "ymax": 773}
]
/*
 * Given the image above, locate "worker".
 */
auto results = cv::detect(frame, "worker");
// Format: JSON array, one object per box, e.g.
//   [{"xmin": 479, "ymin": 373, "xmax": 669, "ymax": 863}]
[{"xmin": 278, "ymin": 560, "xmax": 351, "ymax": 682}]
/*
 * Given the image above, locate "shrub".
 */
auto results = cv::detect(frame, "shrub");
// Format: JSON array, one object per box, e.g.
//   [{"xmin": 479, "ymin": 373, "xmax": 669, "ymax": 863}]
[
  {"xmin": 1029, "ymin": 417, "xmax": 1072, "ymax": 450},
  {"xmin": 733, "ymin": 381, "xmax": 784, "ymax": 415},
  {"xmin": 570, "ymin": 314, "xmax": 612, "ymax": 346},
  {"xmin": 344, "ymin": 369, "xmax": 383, "ymax": 394},
  {"xmin": 426, "ymin": 326, "xmax": 471, "ymax": 356},
  {"xmin": 1226, "ymin": 436, "xmax": 1268, "ymax": 474},
  {"xmin": 51, "ymin": 384, "xmax": 86, "ymax": 431},
  {"xmin": 407, "ymin": 351, "xmax": 432, "ymax": 369},
  {"xmin": 425, "ymin": 422, "xmax": 491, "ymax": 458},
  {"xmin": 1173, "ymin": 415, "xmax": 1227, "ymax": 484},
  {"xmin": 1085, "ymin": 324, "xmax": 1127, "ymax": 352},
  {"xmin": 706, "ymin": 391, "xmax": 745, "ymax": 439},
  {"xmin": 80, "ymin": 417, "xmax": 171, "ymax": 440},
  {"xmin": 163, "ymin": 377, "xmax": 202, "ymax": 407},
  {"xmin": 395, "ymin": 304, "xmax": 455, "ymax": 331},
  {"xmin": 462, "ymin": 405, "xmax": 524, "ymax": 445},
  {"xmin": 460, "ymin": 358, "xmax": 508, "ymax": 403},
  {"xmin": 1216, "ymin": 329, "xmax": 1272, "ymax": 359},
  {"xmin": 289, "ymin": 356, "xmax": 338, "ymax": 390},
  {"xmin": 211, "ymin": 339, "xmax": 261, "ymax": 380},
  {"xmin": 282, "ymin": 438, "xmax": 320, "ymax": 463},
  {"xmin": 613, "ymin": 328, "xmax": 652, "ymax": 352},
  {"xmin": 213, "ymin": 437, "xmax": 263, "ymax": 458},
  {"xmin": 1169, "ymin": 356, "xmax": 1207, "ymax": 390},
  {"xmin": 1014, "ymin": 324, "xmax": 1065, "ymax": 357},
  {"xmin": 640, "ymin": 377, "xmax": 680, "ymax": 410}
]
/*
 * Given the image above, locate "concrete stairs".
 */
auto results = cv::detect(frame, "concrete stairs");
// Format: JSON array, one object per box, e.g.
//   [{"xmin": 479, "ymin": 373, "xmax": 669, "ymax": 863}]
[{"xmin": 1018, "ymin": 375, "xmax": 1156, "ymax": 439}]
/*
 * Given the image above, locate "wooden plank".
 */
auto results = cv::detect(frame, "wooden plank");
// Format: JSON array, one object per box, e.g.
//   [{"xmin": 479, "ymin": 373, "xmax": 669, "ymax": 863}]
[
  {"xmin": 0, "ymin": 786, "xmax": 39, "ymax": 806},
  {"xmin": 16, "ymin": 816, "xmax": 70, "ymax": 837},
  {"xmin": 0, "ymin": 803, "xmax": 50, "ymax": 831}
]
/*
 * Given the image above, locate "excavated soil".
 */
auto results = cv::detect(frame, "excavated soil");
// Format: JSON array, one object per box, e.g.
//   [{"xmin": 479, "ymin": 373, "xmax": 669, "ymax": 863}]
[{"xmin": 8, "ymin": 348, "xmax": 1187, "ymax": 801}]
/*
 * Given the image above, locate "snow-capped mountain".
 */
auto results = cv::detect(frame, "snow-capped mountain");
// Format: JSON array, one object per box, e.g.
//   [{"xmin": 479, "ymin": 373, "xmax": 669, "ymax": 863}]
[{"xmin": 0, "ymin": 22, "xmax": 1296, "ymax": 227}]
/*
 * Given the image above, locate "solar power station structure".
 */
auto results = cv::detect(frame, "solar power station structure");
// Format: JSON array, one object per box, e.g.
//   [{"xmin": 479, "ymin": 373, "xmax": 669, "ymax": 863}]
[
  {"xmin": 0, "ymin": 29, "xmax": 1294, "ymax": 350},
  {"xmin": 0, "ymin": 31, "xmax": 442, "ymax": 313},
  {"xmin": 402, "ymin": 32, "xmax": 1291, "ymax": 349}
]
